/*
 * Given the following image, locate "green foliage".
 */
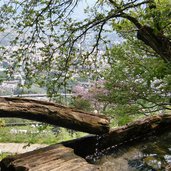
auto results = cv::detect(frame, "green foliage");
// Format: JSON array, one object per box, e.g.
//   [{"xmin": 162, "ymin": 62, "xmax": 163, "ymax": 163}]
[
  {"xmin": 0, "ymin": 0, "xmax": 170, "ymax": 96},
  {"xmin": 14, "ymin": 84, "xmax": 46, "ymax": 95},
  {"xmin": 117, "ymin": 115, "xmax": 133, "ymax": 126},
  {"xmin": 0, "ymin": 119, "xmax": 5, "ymax": 127},
  {"xmin": 0, "ymin": 126, "xmax": 86, "ymax": 144},
  {"xmin": 103, "ymin": 40, "xmax": 171, "ymax": 115},
  {"xmin": 4, "ymin": 118, "xmax": 31, "ymax": 124},
  {"xmin": 0, "ymin": 71, "xmax": 7, "ymax": 82},
  {"xmin": 0, "ymin": 0, "xmax": 170, "ymax": 121},
  {"xmin": 104, "ymin": 108, "xmax": 140, "ymax": 126},
  {"xmin": 0, "ymin": 153, "xmax": 11, "ymax": 161},
  {"xmin": 70, "ymin": 97, "xmax": 92, "ymax": 112}
]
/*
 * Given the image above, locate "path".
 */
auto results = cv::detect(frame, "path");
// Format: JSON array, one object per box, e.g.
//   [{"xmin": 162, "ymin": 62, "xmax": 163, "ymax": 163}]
[{"xmin": 0, "ymin": 143, "xmax": 47, "ymax": 154}]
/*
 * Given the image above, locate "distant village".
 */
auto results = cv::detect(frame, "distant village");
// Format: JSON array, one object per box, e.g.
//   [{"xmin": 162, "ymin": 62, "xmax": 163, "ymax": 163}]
[{"xmin": 0, "ymin": 59, "xmax": 95, "ymax": 103}]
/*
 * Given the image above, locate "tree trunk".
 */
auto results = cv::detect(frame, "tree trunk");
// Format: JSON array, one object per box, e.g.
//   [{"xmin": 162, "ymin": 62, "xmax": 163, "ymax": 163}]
[
  {"xmin": 137, "ymin": 25, "xmax": 171, "ymax": 63},
  {"xmin": 0, "ymin": 97, "xmax": 109, "ymax": 134},
  {"xmin": 1, "ymin": 114, "xmax": 171, "ymax": 170},
  {"xmin": 122, "ymin": 14, "xmax": 171, "ymax": 63}
]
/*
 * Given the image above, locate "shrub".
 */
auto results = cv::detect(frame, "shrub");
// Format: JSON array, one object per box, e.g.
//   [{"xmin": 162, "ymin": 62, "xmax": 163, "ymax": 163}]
[
  {"xmin": 0, "ymin": 119, "xmax": 5, "ymax": 127},
  {"xmin": 70, "ymin": 97, "xmax": 92, "ymax": 112}
]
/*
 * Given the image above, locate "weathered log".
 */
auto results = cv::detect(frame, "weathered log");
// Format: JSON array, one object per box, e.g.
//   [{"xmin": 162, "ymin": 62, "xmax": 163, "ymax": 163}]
[
  {"xmin": 63, "ymin": 114, "xmax": 171, "ymax": 158},
  {"xmin": 0, "ymin": 144, "xmax": 99, "ymax": 171},
  {"xmin": 0, "ymin": 97, "xmax": 109, "ymax": 134},
  {"xmin": 1, "ymin": 114, "xmax": 171, "ymax": 170}
]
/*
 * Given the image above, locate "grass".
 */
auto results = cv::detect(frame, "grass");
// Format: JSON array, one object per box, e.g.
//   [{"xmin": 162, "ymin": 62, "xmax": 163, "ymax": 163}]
[
  {"xmin": 0, "ymin": 125, "xmax": 87, "ymax": 145},
  {"xmin": 0, "ymin": 114, "xmax": 157, "ymax": 145},
  {"xmin": 0, "ymin": 152, "xmax": 12, "ymax": 161},
  {"xmin": 0, "ymin": 125, "xmax": 87, "ymax": 161}
]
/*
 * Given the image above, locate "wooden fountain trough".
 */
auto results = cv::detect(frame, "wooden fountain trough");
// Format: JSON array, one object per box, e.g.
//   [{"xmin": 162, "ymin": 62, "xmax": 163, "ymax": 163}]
[{"xmin": 0, "ymin": 97, "xmax": 171, "ymax": 171}]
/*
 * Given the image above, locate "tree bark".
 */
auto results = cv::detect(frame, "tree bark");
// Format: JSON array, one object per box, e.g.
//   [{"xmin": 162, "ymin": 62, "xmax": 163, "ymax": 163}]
[
  {"xmin": 137, "ymin": 25, "xmax": 171, "ymax": 63},
  {"xmin": 0, "ymin": 97, "xmax": 109, "ymax": 134},
  {"xmin": 122, "ymin": 14, "xmax": 171, "ymax": 63}
]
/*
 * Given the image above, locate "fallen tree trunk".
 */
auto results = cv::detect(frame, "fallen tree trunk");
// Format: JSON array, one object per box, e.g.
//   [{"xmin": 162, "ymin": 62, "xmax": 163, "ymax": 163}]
[
  {"xmin": 0, "ymin": 97, "xmax": 109, "ymax": 134},
  {"xmin": 1, "ymin": 114, "xmax": 171, "ymax": 170}
]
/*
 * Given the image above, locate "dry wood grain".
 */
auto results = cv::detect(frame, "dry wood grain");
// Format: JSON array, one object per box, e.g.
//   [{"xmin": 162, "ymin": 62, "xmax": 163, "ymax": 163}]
[{"xmin": 0, "ymin": 97, "xmax": 109, "ymax": 134}]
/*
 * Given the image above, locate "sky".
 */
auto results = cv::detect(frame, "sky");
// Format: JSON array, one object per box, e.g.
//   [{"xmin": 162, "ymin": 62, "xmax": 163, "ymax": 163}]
[{"xmin": 71, "ymin": 0, "xmax": 96, "ymax": 20}]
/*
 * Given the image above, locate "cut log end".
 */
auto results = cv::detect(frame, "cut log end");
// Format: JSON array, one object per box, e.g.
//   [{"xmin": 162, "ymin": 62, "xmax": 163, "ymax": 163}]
[{"xmin": 0, "ymin": 144, "xmax": 99, "ymax": 171}]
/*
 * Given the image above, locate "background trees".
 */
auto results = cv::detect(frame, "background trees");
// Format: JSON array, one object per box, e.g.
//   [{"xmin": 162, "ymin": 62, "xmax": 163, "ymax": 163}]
[{"xmin": 104, "ymin": 41, "xmax": 171, "ymax": 116}]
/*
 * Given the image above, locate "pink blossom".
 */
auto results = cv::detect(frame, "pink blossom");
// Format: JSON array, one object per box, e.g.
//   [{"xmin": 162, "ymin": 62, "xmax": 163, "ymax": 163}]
[{"xmin": 72, "ymin": 80, "xmax": 109, "ymax": 112}]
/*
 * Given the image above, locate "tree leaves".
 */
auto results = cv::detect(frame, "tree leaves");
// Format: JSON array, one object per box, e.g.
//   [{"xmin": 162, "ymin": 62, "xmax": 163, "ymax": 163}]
[
  {"xmin": 103, "ymin": 41, "xmax": 171, "ymax": 115},
  {"xmin": 0, "ymin": 0, "xmax": 170, "ymax": 101}
]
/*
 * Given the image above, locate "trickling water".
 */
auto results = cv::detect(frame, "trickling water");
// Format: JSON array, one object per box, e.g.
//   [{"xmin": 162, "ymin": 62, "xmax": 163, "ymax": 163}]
[
  {"xmin": 86, "ymin": 135, "xmax": 103, "ymax": 162},
  {"xmin": 93, "ymin": 131, "xmax": 171, "ymax": 171}
]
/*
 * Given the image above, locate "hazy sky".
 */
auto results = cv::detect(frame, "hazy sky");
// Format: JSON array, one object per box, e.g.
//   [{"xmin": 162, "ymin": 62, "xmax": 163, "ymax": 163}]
[
  {"xmin": 73, "ymin": 0, "xmax": 121, "ymax": 44},
  {"xmin": 72, "ymin": 0, "xmax": 96, "ymax": 20}
]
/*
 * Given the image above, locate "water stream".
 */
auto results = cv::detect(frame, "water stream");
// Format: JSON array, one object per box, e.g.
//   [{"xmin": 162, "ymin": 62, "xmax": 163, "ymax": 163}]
[{"xmin": 93, "ymin": 131, "xmax": 171, "ymax": 171}]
